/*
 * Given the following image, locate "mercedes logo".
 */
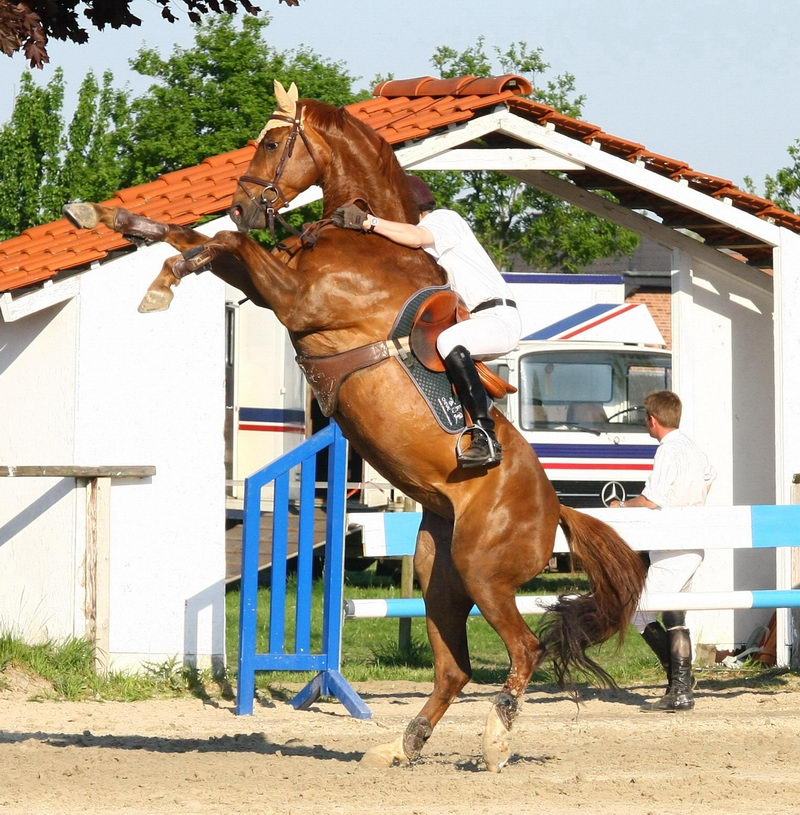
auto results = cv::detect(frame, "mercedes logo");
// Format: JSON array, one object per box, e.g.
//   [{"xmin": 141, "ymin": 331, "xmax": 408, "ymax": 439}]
[{"xmin": 601, "ymin": 481, "xmax": 626, "ymax": 507}]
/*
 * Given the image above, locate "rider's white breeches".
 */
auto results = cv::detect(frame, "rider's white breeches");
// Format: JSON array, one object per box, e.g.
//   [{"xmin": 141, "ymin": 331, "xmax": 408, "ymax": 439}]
[{"xmin": 436, "ymin": 305, "xmax": 522, "ymax": 360}]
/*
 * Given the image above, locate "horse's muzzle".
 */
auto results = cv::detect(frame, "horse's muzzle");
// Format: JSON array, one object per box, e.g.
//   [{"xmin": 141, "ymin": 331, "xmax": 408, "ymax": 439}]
[{"xmin": 229, "ymin": 204, "xmax": 251, "ymax": 232}]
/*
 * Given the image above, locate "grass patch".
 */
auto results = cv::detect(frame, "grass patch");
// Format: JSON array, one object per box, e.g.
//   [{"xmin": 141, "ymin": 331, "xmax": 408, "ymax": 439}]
[
  {"xmin": 224, "ymin": 569, "xmax": 698, "ymax": 690},
  {"xmin": 2, "ymin": 567, "xmax": 792, "ymax": 702},
  {"xmin": 0, "ymin": 631, "xmax": 229, "ymax": 702}
]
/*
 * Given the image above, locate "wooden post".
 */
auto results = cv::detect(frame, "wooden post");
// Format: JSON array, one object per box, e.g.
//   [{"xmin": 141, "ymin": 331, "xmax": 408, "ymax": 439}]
[
  {"xmin": 398, "ymin": 556, "xmax": 414, "ymax": 654},
  {"xmin": 398, "ymin": 496, "xmax": 417, "ymax": 655},
  {"xmin": 0, "ymin": 466, "xmax": 154, "ymax": 672},
  {"xmin": 85, "ymin": 477, "xmax": 112, "ymax": 672}
]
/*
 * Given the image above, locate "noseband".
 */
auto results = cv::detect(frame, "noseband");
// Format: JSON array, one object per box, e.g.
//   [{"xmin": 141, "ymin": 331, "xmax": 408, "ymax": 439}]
[{"xmin": 237, "ymin": 102, "xmax": 325, "ymax": 236}]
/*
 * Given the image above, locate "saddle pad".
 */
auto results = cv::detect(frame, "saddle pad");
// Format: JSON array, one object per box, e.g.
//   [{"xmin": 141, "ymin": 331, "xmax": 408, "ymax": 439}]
[{"xmin": 389, "ymin": 287, "xmax": 465, "ymax": 434}]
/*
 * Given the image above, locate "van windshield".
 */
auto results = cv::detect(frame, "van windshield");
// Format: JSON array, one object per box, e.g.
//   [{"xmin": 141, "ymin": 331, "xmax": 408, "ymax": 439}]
[{"xmin": 518, "ymin": 350, "xmax": 671, "ymax": 432}]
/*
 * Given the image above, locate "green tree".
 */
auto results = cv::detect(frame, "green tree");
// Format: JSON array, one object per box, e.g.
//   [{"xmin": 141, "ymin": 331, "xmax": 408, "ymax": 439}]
[
  {"xmin": 0, "ymin": 68, "xmax": 132, "ymax": 239},
  {"xmin": 421, "ymin": 38, "xmax": 639, "ymax": 272},
  {"xmin": 122, "ymin": 14, "xmax": 365, "ymax": 186},
  {"xmin": 0, "ymin": 69, "xmax": 65, "ymax": 238},
  {"xmin": 0, "ymin": 14, "xmax": 359, "ymax": 240},
  {"xmin": 758, "ymin": 140, "xmax": 800, "ymax": 213},
  {"xmin": 60, "ymin": 71, "xmax": 133, "ymax": 204}
]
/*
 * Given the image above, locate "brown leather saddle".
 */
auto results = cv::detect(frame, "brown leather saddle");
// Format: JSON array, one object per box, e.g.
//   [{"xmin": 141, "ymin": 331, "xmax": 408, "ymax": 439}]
[{"xmin": 409, "ymin": 290, "xmax": 517, "ymax": 400}]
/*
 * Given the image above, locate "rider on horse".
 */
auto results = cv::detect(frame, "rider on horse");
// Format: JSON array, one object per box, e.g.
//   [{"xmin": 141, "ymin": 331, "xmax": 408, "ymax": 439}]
[{"xmin": 333, "ymin": 175, "xmax": 522, "ymax": 469}]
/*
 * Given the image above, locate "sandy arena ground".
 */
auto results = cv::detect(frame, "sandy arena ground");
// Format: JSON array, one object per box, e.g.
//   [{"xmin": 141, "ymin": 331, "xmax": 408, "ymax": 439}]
[{"xmin": 2, "ymin": 672, "xmax": 800, "ymax": 815}]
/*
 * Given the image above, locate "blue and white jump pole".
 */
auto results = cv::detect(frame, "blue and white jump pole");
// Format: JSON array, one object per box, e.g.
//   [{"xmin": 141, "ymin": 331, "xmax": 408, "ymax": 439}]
[{"xmin": 346, "ymin": 506, "xmax": 800, "ymax": 634}]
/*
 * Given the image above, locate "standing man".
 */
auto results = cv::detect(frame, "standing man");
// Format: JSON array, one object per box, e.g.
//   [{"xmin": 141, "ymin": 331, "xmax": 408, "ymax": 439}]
[
  {"xmin": 332, "ymin": 175, "xmax": 521, "ymax": 469},
  {"xmin": 610, "ymin": 390, "xmax": 716, "ymax": 711}
]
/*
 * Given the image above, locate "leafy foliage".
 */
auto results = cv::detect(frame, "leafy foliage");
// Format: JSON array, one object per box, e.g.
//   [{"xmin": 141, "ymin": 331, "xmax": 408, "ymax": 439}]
[
  {"xmin": 123, "ymin": 15, "xmax": 363, "ymax": 186},
  {"xmin": 424, "ymin": 37, "xmax": 639, "ymax": 272},
  {"xmin": 759, "ymin": 140, "xmax": 800, "ymax": 213},
  {"xmin": 0, "ymin": 68, "xmax": 132, "ymax": 239},
  {"xmin": 0, "ymin": 69, "xmax": 65, "ymax": 238},
  {"xmin": 0, "ymin": 0, "xmax": 297, "ymax": 69},
  {"xmin": 61, "ymin": 72, "xmax": 133, "ymax": 203},
  {"xmin": 0, "ymin": 1, "xmax": 48, "ymax": 68},
  {"xmin": 0, "ymin": 15, "xmax": 360, "ymax": 239}
]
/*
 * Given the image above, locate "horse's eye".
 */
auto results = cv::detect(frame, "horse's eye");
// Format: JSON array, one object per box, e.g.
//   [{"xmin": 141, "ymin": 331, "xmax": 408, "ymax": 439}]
[{"xmin": 263, "ymin": 141, "xmax": 279, "ymax": 151}]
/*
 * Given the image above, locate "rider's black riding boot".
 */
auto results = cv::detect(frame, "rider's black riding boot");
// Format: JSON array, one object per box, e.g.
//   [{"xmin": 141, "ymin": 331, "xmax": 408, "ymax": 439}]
[
  {"xmin": 444, "ymin": 345, "xmax": 502, "ymax": 469},
  {"xmin": 642, "ymin": 625, "xmax": 695, "ymax": 712},
  {"xmin": 642, "ymin": 621, "xmax": 671, "ymax": 679}
]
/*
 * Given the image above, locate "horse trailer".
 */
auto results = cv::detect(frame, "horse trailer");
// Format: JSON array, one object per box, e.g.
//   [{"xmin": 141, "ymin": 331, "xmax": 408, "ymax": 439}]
[{"xmin": 225, "ymin": 273, "xmax": 670, "ymax": 515}]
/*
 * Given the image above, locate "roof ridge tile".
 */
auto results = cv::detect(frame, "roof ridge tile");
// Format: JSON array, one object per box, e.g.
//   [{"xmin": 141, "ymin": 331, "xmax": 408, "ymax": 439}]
[{"xmin": 373, "ymin": 76, "xmax": 437, "ymax": 98}]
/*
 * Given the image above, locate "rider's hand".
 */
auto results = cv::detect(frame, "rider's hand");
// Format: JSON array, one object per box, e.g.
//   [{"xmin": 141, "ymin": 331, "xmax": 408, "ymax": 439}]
[{"xmin": 332, "ymin": 204, "xmax": 368, "ymax": 231}]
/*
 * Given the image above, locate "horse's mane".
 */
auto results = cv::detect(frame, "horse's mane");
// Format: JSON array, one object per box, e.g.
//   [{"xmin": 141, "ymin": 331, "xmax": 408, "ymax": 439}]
[{"xmin": 303, "ymin": 99, "xmax": 418, "ymax": 223}]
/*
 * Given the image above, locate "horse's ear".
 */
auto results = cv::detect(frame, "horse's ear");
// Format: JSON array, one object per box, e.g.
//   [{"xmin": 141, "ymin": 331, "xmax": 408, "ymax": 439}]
[
  {"xmin": 274, "ymin": 80, "xmax": 297, "ymax": 119},
  {"xmin": 259, "ymin": 80, "xmax": 301, "ymax": 138}
]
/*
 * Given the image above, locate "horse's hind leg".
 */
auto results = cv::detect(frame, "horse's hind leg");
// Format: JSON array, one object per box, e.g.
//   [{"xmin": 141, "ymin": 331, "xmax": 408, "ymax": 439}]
[
  {"xmin": 453, "ymin": 519, "xmax": 552, "ymax": 772},
  {"xmin": 362, "ymin": 511, "xmax": 474, "ymax": 767},
  {"xmin": 475, "ymin": 593, "xmax": 544, "ymax": 771}
]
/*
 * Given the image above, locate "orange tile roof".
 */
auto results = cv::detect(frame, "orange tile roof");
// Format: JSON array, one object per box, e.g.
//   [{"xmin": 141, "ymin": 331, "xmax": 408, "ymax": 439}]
[{"xmin": 2, "ymin": 73, "xmax": 796, "ymax": 294}]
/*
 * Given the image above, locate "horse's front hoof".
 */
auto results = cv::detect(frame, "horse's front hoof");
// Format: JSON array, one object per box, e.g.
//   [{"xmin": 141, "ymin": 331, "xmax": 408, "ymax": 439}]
[
  {"xmin": 63, "ymin": 202, "xmax": 100, "ymax": 230},
  {"xmin": 360, "ymin": 735, "xmax": 409, "ymax": 768},
  {"xmin": 138, "ymin": 289, "xmax": 173, "ymax": 313},
  {"xmin": 482, "ymin": 707, "xmax": 511, "ymax": 773}
]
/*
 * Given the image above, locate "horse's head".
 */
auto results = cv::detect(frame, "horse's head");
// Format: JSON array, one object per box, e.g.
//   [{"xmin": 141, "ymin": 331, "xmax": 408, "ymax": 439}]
[{"xmin": 230, "ymin": 81, "xmax": 332, "ymax": 232}]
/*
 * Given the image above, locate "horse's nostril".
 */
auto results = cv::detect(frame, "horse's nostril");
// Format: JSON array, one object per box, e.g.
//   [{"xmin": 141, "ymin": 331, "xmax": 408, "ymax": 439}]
[{"xmin": 231, "ymin": 205, "xmax": 242, "ymax": 222}]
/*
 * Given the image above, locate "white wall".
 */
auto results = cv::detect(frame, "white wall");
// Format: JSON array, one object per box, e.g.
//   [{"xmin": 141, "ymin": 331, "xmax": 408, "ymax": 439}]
[
  {"xmin": 1, "ymin": 241, "xmax": 227, "ymax": 671},
  {"xmin": 773, "ymin": 227, "xmax": 800, "ymax": 663},
  {"xmin": 0, "ymin": 299, "xmax": 83, "ymax": 642},
  {"xmin": 671, "ymin": 249, "xmax": 776, "ymax": 649}
]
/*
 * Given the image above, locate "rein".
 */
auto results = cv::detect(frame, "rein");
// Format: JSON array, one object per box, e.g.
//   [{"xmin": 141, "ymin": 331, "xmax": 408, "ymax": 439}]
[{"xmin": 237, "ymin": 102, "xmax": 326, "ymax": 244}]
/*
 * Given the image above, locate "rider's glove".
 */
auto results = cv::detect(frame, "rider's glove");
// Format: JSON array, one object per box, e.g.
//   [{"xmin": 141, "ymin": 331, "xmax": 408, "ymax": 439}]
[{"xmin": 332, "ymin": 204, "xmax": 368, "ymax": 231}]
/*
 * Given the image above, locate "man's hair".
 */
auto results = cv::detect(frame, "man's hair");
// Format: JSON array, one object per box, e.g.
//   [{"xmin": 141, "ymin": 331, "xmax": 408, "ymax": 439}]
[
  {"xmin": 406, "ymin": 174, "xmax": 436, "ymax": 213},
  {"xmin": 645, "ymin": 390, "xmax": 682, "ymax": 428}
]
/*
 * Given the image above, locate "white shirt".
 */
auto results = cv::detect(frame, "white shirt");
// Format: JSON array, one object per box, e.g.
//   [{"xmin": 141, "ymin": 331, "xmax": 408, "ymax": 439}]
[
  {"xmin": 643, "ymin": 428, "xmax": 716, "ymax": 508},
  {"xmin": 420, "ymin": 209, "xmax": 514, "ymax": 312}
]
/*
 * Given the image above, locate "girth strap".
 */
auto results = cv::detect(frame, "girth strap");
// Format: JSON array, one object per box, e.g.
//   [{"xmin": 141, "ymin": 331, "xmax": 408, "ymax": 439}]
[{"xmin": 296, "ymin": 338, "xmax": 410, "ymax": 417}]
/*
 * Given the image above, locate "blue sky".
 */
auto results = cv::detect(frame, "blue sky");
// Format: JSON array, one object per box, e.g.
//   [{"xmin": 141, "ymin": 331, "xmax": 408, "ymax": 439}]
[{"xmin": 3, "ymin": 0, "xmax": 800, "ymax": 190}]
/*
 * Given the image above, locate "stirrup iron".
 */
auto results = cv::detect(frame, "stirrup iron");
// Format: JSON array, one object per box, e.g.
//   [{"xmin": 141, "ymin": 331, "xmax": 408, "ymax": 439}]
[{"xmin": 455, "ymin": 424, "xmax": 501, "ymax": 468}]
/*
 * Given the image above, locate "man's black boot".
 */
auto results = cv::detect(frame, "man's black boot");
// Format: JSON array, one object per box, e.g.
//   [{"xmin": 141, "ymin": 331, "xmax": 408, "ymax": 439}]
[
  {"xmin": 642, "ymin": 625, "xmax": 695, "ymax": 712},
  {"xmin": 444, "ymin": 345, "xmax": 502, "ymax": 468}
]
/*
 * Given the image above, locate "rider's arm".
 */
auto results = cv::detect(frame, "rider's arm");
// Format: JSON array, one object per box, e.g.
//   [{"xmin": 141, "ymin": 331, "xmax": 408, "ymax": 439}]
[
  {"xmin": 610, "ymin": 494, "xmax": 660, "ymax": 509},
  {"xmin": 362, "ymin": 215, "xmax": 434, "ymax": 249}
]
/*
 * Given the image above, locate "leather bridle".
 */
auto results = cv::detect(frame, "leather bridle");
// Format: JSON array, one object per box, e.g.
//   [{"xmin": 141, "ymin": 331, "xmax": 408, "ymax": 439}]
[{"xmin": 237, "ymin": 102, "xmax": 325, "ymax": 235}]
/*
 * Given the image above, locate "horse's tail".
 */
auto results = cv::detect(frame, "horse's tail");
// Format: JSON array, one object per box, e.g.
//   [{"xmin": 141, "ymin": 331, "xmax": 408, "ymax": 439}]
[{"xmin": 539, "ymin": 504, "xmax": 647, "ymax": 693}]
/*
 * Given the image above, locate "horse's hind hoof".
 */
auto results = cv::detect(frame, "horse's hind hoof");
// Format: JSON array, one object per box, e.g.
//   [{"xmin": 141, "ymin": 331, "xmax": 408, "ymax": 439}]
[
  {"xmin": 138, "ymin": 289, "xmax": 173, "ymax": 313},
  {"xmin": 360, "ymin": 735, "xmax": 409, "ymax": 768},
  {"xmin": 482, "ymin": 707, "xmax": 511, "ymax": 772},
  {"xmin": 63, "ymin": 202, "xmax": 100, "ymax": 230}
]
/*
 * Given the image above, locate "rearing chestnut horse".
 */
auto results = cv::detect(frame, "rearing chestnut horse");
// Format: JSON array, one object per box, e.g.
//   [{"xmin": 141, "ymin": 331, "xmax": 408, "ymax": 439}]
[{"xmin": 65, "ymin": 81, "xmax": 645, "ymax": 772}]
